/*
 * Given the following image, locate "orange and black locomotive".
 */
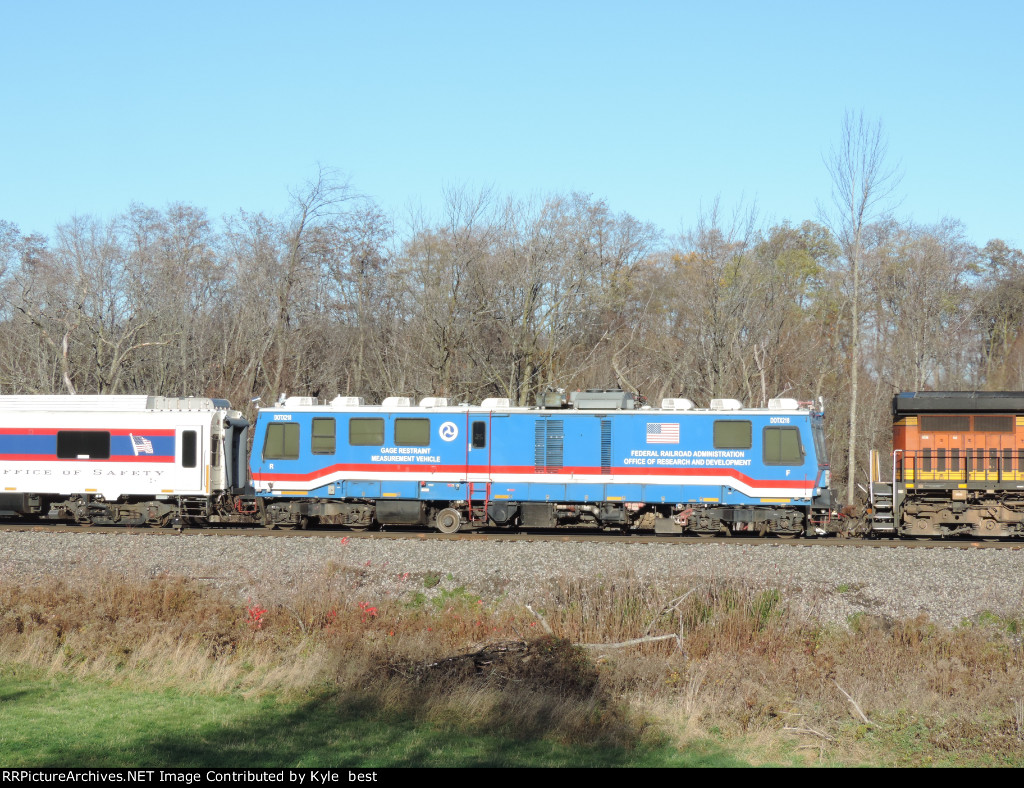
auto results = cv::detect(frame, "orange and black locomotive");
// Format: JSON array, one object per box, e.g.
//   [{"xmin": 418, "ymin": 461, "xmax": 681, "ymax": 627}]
[{"xmin": 870, "ymin": 391, "xmax": 1024, "ymax": 538}]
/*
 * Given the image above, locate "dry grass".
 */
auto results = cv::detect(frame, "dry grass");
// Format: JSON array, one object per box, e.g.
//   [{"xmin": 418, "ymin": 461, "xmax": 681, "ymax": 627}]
[{"xmin": 1, "ymin": 567, "xmax": 1022, "ymax": 764}]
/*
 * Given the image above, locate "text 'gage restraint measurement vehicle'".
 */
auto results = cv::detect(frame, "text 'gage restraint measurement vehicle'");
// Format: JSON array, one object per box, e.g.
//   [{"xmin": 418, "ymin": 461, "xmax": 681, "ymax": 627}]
[
  {"xmin": 0, "ymin": 395, "xmax": 254, "ymax": 527},
  {"xmin": 250, "ymin": 391, "xmax": 833, "ymax": 536}
]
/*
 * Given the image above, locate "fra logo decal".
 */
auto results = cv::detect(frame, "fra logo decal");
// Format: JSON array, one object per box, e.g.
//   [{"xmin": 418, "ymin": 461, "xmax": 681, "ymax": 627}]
[{"xmin": 439, "ymin": 422, "xmax": 458, "ymax": 442}]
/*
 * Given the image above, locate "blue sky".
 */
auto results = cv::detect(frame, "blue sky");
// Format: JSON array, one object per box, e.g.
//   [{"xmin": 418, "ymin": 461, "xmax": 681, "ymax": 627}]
[{"xmin": 1, "ymin": 1, "xmax": 1021, "ymax": 247}]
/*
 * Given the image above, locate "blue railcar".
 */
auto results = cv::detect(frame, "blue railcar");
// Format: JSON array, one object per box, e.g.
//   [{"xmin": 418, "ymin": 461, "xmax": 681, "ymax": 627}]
[{"xmin": 251, "ymin": 392, "xmax": 832, "ymax": 535}]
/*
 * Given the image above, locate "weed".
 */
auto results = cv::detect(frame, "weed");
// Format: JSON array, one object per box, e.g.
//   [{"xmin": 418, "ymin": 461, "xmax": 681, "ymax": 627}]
[
  {"xmin": 750, "ymin": 589, "xmax": 782, "ymax": 630},
  {"xmin": 246, "ymin": 603, "xmax": 267, "ymax": 631},
  {"xmin": 0, "ymin": 568, "xmax": 1022, "ymax": 766}
]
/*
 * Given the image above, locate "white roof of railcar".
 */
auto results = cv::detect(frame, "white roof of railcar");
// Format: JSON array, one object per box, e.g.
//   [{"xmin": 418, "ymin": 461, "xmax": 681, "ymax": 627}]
[
  {"xmin": 261, "ymin": 395, "xmax": 816, "ymax": 416},
  {"xmin": 0, "ymin": 395, "xmax": 235, "ymax": 412}
]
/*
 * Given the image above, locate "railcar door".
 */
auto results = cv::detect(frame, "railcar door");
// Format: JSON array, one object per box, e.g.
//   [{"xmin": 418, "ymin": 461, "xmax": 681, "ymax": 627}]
[
  {"xmin": 467, "ymin": 414, "xmax": 492, "ymax": 516},
  {"xmin": 175, "ymin": 426, "xmax": 205, "ymax": 494}
]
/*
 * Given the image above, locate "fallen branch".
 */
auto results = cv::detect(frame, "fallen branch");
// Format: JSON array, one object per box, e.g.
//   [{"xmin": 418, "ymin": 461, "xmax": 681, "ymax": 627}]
[
  {"xmin": 525, "ymin": 604, "xmax": 554, "ymax": 635},
  {"xmin": 278, "ymin": 604, "xmax": 308, "ymax": 636},
  {"xmin": 578, "ymin": 633, "xmax": 681, "ymax": 650},
  {"xmin": 643, "ymin": 588, "xmax": 695, "ymax": 636},
  {"xmin": 835, "ymin": 680, "xmax": 875, "ymax": 725},
  {"xmin": 783, "ymin": 726, "xmax": 835, "ymax": 741},
  {"xmin": 526, "ymin": 602, "xmax": 684, "ymax": 651},
  {"xmin": 422, "ymin": 640, "xmax": 529, "ymax": 672}
]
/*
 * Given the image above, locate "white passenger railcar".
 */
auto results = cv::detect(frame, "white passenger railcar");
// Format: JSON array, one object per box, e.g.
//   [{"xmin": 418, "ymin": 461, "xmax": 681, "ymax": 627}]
[{"xmin": 0, "ymin": 395, "xmax": 251, "ymax": 526}]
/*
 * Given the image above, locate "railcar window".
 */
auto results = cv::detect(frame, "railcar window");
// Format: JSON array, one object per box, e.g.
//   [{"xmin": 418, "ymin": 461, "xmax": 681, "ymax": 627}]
[
  {"xmin": 920, "ymin": 415, "xmax": 970, "ymax": 432},
  {"xmin": 56, "ymin": 431, "xmax": 110, "ymax": 460},
  {"xmin": 812, "ymin": 425, "xmax": 828, "ymax": 465},
  {"xmin": 472, "ymin": 421, "xmax": 487, "ymax": 449},
  {"xmin": 312, "ymin": 418, "xmax": 336, "ymax": 454},
  {"xmin": 763, "ymin": 427, "xmax": 803, "ymax": 465},
  {"xmin": 349, "ymin": 418, "xmax": 384, "ymax": 446},
  {"xmin": 974, "ymin": 416, "xmax": 1013, "ymax": 432},
  {"xmin": 395, "ymin": 418, "xmax": 430, "ymax": 446},
  {"xmin": 714, "ymin": 420, "xmax": 751, "ymax": 449},
  {"xmin": 182, "ymin": 431, "xmax": 197, "ymax": 468},
  {"xmin": 263, "ymin": 423, "xmax": 300, "ymax": 459}
]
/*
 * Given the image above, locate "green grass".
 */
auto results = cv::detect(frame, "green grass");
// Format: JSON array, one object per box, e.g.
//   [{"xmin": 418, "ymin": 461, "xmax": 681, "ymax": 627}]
[{"xmin": 0, "ymin": 666, "xmax": 756, "ymax": 768}]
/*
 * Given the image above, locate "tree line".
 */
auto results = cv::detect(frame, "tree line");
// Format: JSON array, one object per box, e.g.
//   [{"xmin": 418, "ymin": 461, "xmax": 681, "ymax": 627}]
[{"xmin": 1, "ymin": 139, "xmax": 1021, "ymax": 501}]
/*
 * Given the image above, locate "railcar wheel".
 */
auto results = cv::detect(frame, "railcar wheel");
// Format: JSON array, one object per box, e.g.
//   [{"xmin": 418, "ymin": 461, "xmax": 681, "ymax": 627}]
[
  {"xmin": 282, "ymin": 517, "xmax": 309, "ymax": 531},
  {"xmin": 435, "ymin": 508, "xmax": 462, "ymax": 534},
  {"xmin": 150, "ymin": 513, "xmax": 174, "ymax": 529},
  {"xmin": 258, "ymin": 499, "xmax": 279, "ymax": 530}
]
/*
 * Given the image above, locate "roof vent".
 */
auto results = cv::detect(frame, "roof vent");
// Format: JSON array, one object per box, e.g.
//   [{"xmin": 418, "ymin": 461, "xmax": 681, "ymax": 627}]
[
  {"xmin": 381, "ymin": 397, "xmax": 412, "ymax": 408},
  {"xmin": 660, "ymin": 398, "xmax": 695, "ymax": 410},
  {"xmin": 570, "ymin": 390, "xmax": 636, "ymax": 410},
  {"xmin": 284, "ymin": 396, "xmax": 317, "ymax": 407},
  {"xmin": 768, "ymin": 398, "xmax": 800, "ymax": 410},
  {"xmin": 419, "ymin": 397, "xmax": 451, "ymax": 408},
  {"xmin": 710, "ymin": 398, "xmax": 743, "ymax": 411},
  {"xmin": 330, "ymin": 396, "xmax": 364, "ymax": 408},
  {"xmin": 480, "ymin": 397, "xmax": 511, "ymax": 409}
]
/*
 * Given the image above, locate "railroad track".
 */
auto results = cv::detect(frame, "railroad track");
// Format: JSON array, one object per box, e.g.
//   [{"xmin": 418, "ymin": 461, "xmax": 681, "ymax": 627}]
[{"xmin": 0, "ymin": 520, "xmax": 1021, "ymax": 548}]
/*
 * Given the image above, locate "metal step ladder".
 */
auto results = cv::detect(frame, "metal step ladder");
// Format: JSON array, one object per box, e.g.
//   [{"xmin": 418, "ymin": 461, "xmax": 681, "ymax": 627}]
[
  {"xmin": 467, "ymin": 481, "xmax": 490, "ymax": 525},
  {"xmin": 869, "ymin": 450, "xmax": 897, "ymax": 533},
  {"xmin": 870, "ymin": 482, "xmax": 896, "ymax": 532}
]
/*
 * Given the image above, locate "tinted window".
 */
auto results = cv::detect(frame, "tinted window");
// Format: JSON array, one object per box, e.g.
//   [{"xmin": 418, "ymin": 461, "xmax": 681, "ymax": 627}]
[
  {"xmin": 713, "ymin": 420, "xmax": 751, "ymax": 449},
  {"xmin": 312, "ymin": 418, "xmax": 336, "ymax": 454},
  {"xmin": 349, "ymin": 418, "xmax": 384, "ymax": 446},
  {"xmin": 182, "ymin": 430, "xmax": 198, "ymax": 468},
  {"xmin": 57, "ymin": 431, "xmax": 110, "ymax": 459},
  {"xmin": 395, "ymin": 418, "xmax": 430, "ymax": 446},
  {"xmin": 763, "ymin": 427, "xmax": 803, "ymax": 465},
  {"xmin": 812, "ymin": 424, "xmax": 828, "ymax": 465},
  {"xmin": 263, "ymin": 423, "xmax": 299, "ymax": 460},
  {"xmin": 472, "ymin": 421, "xmax": 487, "ymax": 449}
]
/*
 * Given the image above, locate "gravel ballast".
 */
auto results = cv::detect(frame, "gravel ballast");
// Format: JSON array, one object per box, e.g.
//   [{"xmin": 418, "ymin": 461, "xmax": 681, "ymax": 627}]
[{"xmin": 1, "ymin": 532, "xmax": 1023, "ymax": 628}]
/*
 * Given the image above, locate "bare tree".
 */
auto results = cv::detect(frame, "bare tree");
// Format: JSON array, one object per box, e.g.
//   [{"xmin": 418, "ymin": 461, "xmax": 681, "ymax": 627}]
[{"xmin": 823, "ymin": 112, "xmax": 901, "ymax": 505}]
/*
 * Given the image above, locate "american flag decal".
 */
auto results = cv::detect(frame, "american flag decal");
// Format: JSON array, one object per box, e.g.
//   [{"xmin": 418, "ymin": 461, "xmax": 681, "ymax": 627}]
[
  {"xmin": 646, "ymin": 423, "xmax": 680, "ymax": 444},
  {"xmin": 130, "ymin": 434, "xmax": 154, "ymax": 455}
]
